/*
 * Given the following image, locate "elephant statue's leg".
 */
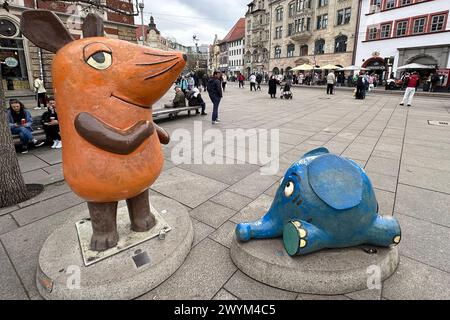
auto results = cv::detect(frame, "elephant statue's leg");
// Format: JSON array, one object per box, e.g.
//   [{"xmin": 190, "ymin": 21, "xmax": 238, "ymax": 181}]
[
  {"xmin": 365, "ymin": 215, "xmax": 401, "ymax": 247},
  {"xmin": 126, "ymin": 189, "xmax": 156, "ymax": 232},
  {"xmin": 283, "ymin": 220, "xmax": 331, "ymax": 256},
  {"xmin": 88, "ymin": 201, "xmax": 119, "ymax": 251}
]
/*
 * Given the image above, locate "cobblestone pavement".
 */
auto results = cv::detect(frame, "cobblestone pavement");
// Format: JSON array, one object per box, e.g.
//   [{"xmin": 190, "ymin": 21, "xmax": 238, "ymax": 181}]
[{"xmin": 1, "ymin": 84, "xmax": 449, "ymax": 300}]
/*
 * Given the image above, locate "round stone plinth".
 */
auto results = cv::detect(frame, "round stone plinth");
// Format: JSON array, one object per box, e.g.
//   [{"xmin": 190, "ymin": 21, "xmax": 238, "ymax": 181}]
[
  {"xmin": 36, "ymin": 196, "xmax": 193, "ymax": 300},
  {"xmin": 230, "ymin": 236, "xmax": 399, "ymax": 295}
]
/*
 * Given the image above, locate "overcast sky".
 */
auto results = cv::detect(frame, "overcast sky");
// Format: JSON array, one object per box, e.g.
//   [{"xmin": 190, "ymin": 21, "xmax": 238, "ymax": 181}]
[{"xmin": 135, "ymin": 0, "xmax": 249, "ymax": 46}]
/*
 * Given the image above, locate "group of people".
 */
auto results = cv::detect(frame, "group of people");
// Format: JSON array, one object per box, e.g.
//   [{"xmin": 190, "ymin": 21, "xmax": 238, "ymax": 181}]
[{"xmin": 7, "ymin": 96, "xmax": 61, "ymax": 154}]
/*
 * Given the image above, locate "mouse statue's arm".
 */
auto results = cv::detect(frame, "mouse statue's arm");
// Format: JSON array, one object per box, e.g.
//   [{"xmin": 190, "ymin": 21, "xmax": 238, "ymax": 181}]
[{"xmin": 155, "ymin": 124, "xmax": 170, "ymax": 145}]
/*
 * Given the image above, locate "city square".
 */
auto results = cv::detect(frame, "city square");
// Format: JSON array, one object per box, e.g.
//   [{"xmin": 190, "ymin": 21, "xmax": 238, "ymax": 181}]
[{"xmin": 1, "ymin": 84, "xmax": 449, "ymax": 300}]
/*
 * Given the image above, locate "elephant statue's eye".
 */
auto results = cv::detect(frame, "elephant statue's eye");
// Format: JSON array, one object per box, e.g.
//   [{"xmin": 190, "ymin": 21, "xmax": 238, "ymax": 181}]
[
  {"xmin": 284, "ymin": 181, "xmax": 294, "ymax": 197},
  {"xmin": 87, "ymin": 51, "xmax": 112, "ymax": 70}
]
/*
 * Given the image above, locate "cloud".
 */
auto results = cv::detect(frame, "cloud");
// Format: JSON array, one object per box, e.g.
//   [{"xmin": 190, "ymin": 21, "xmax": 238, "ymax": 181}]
[{"xmin": 136, "ymin": 0, "xmax": 249, "ymax": 46}]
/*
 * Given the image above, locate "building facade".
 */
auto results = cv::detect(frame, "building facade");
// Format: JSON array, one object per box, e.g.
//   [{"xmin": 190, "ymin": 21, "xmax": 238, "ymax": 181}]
[
  {"xmin": 355, "ymin": 0, "xmax": 450, "ymax": 82},
  {"xmin": 244, "ymin": 0, "xmax": 271, "ymax": 77},
  {"xmin": 218, "ymin": 18, "xmax": 245, "ymax": 77},
  {"xmin": 268, "ymin": 0, "xmax": 360, "ymax": 76},
  {"xmin": 208, "ymin": 35, "xmax": 221, "ymax": 74},
  {"xmin": 1, "ymin": 0, "xmax": 136, "ymax": 93}
]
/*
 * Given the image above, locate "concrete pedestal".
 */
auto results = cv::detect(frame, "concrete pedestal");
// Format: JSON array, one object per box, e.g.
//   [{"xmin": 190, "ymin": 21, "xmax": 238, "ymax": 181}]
[
  {"xmin": 230, "ymin": 236, "xmax": 399, "ymax": 295},
  {"xmin": 36, "ymin": 196, "xmax": 193, "ymax": 300}
]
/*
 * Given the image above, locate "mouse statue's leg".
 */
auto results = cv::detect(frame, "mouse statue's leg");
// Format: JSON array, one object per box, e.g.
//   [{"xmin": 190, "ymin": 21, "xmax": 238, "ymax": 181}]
[
  {"xmin": 126, "ymin": 189, "xmax": 156, "ymax": 232},
  {"xmin": 282, "ymin": 220, "xmax": 331, "ymax": 256},
  {"xmin": 88, "ymin": 201, "xmax": 119, "ymax": 251}
]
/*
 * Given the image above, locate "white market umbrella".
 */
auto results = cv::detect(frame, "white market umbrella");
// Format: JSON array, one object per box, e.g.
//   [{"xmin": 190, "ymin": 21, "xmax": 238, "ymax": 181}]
[
  {"xmin": 292, "ymin": 63, "xmax": 314, "ymax": 71},
  {"xmin": 320, "ymin": 64, "xmax": 340, "ymax": 70},
  {"xmin": 397, "ymin": 63, "xmax": 435, "ymax": 70},
  {"xmin": 338, "ymin": 65, "xmax": 369, "ymax": 71}
]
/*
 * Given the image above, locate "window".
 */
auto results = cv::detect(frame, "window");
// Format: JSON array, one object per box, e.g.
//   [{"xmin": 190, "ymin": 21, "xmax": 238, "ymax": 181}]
[
  {"xmin": 274, "ymin": 46, "xmax": 281, "ymax": 59},
  {"xmin": 276, "ymin": 7, "xmax": 284, "ymax": 21},
  {"xmin": 287, "ymin": 44, "xmax": 295, "ymax": 57},
  {"xmin": 314, "ymin": 39, "xmax": 325, "ymax": 54},
  {"xmin": 318, "ymin": 0, "xmax": 328, "ymax": 7},
  {"xmin": 368, "ymin": 26, "xmax": 378, "ymax": 40},
  {"xmin": 385, "ymin": 0, "xmax": 395, "ymax": 9},
  {"xmin": 413, "ymin": 17, "xmax": 426, "ymax": 34},
  {"xmin": 370, "ymin": 0, "xmax": 381, "ymax": 13},
  {"xmin": 300, "ymin": 44, "xmax": 308, "ymax": 56},
  {"xmin": 396, "ymin": 20, "xmax": 408, "ymax": 36},
  {"xmin": 296, "ymin": 0, "xmax": 306, "ymax": 11},
  {"xmin": 337, "ymin": 9, "xmax": 344, "ymax": 25},
  {"xmin": 317, "ymin": 14, "xmax": 328, "ymax": 29},
  {"xmin": 430, "ymin": 14, "xmax": 446, "ymax": 32},
  {"xmin": 380, "ymin": 23, "xmax": 391, "ymax": 38},
  {"xmin": 289, "ymin": 2, "xmax": 295, "ymax": 17},
  {"xmin": 344, "ymin": 8, "xmax": 351, "ymax": 24},
  {"xmin": 334, "ymin": 35, "xmax": 347, "ymax": 53},
  {"xmin": 400, "ymin": 0, "xmax": 411, "ymax": 6},
  {"xmin": 337, "ymin": 8, "xmax": 351, "ymax": 25},
  {"xmin": 288, "ymin": 23, "xmax": 294, "ymax": 36},
  {"xmin": 275, "ymin": 26, "xmax": 283, "ymax": 39}
]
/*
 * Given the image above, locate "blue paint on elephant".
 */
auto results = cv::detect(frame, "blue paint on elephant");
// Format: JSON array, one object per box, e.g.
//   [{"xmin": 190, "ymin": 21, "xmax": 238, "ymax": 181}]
[{"xmin": 235, "ymin": 147, "xmax": 401, "ymax": 256}]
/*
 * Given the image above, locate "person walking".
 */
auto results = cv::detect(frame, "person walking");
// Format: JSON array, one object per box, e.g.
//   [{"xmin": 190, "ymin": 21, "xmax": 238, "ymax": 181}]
[
  {"xmin": 249, "ymin": 73, "xmax": 257, "ymax": 91},
  {"xmin": 238, "ymin": 73, "xmax": 245, "ymax": 88},
  {"xmin": 202, "ymin": 74, "xmax": 209, "ymax": 92},
  {"xmin": 221, "ymin": 72, "xmax": 228, "ymax": 92},
  {"xmin": 326, "ymin": 70, "xmax": 336, "ymax": 95},
  {"xmin": 268, "ymin": 75, "xmax": 278, "ymax": 99},
  {"xmin": 256, "ymin": 73, "xmax": 262, "ymax": 91},
  {"xmin": 400, "ymin": 72, "xmax": 420, "ymax": 107},
  {"xmin": 355, "ymin": 73, "xmax": 365, "ymax": 100},
  {"xmin": 207, "ymin": 71, "xmax": 223, "ymax": 124},
  {"xmin": 33, "ymin": 77, "xmax": 47, "ymax": 110}
]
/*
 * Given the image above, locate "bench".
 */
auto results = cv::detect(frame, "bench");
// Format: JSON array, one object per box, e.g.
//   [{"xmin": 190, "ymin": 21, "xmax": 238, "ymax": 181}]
[{"xmin": 152, "ymin": 105, "xmax": 202, "ymax": 120}]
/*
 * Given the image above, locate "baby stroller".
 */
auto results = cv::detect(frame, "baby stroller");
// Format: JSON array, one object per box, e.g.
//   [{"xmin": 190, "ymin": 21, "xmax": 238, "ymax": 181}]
[{"xmin": 280, "ymin": 83, "xmax": 293, "ymax": 99}]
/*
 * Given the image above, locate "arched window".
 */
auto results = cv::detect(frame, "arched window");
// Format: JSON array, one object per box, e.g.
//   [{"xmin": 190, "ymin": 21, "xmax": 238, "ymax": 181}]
[
  {"xmin": 287, "ymin": 44, "xmax": 295, "ymax": 57},
  {"xmin": 335, "ymin": 35, "xmax": 347, "ymax": 53},
  {"xmin": 300, "ymin": 44, "xmax": 308, "ymax": 56},
  {"xmin": 314, "ymin": 39, "xmax": 325, "ymax": 55},
  {"xmin": 289, "ymin": 2, "xmax": 295, "ymax": 17},
  {"xmin": 274, "ymin": 46, "xmax": 281, "ymax": 59},
  {"xmin": 272, "ymin": 67, "xmax": 280, "ymax": 75}
]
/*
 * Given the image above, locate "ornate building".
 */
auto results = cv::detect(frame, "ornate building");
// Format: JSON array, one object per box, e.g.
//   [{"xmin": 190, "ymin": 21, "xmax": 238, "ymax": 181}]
[
  {"xmin": 244, "ymin": 0, "xmax": 271, "ymax": 77},
  {"xmin": 268, "ymin": 0, "xmax": 360, "ymax": 76}
]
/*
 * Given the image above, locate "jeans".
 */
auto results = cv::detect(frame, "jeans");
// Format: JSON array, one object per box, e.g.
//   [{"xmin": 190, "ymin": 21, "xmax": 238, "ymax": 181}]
[
  {"xmin": 209, "ymin": 95, "xmax": 221, "ymax": 121},
  {"xmin": 250, "ymin": 83, "xmax": 256, "ymax": 91},
  {"xmin": 37, "ymin": 92, "xmax": 47, "ymax": 108},
  {"xmin": 326, "ymin": 84, "xmax": 334, "ymax": 94},
  {"xmin": 239, "ymin": 81, "xmax": 244, "ymax": 88},
  {"xmin": 11, "ymin": 126, "xmax": 33, "ymax": 146}
]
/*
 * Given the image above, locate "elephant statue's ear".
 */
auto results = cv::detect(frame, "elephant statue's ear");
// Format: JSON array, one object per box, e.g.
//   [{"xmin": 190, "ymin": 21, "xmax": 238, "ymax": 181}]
[
  {"xmin": 307, "ymin": 154, "xmax": 363, "ymax": 210},
  {"xmin": 301, "ymin": 147, "xmax": 330, "ymax": 159}
]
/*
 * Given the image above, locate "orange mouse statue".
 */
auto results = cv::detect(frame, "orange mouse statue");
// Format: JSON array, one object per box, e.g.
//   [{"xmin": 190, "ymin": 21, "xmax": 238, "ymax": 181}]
[{"xmin": 21, "ymin": 10, "xmax": 186, "ymax": 251}]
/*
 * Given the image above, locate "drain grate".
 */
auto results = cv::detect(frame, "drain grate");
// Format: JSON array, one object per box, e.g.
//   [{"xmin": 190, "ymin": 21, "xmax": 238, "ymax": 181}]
[{"xmin": 428, "ymin": 120, "xmax": 449, "ymax": 126}]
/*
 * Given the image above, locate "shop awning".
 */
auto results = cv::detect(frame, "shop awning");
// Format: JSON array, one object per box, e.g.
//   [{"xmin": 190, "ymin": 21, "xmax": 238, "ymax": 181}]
[{"xmin": 397, "ymin": 63, "xmax": 436, "ymax": 70}]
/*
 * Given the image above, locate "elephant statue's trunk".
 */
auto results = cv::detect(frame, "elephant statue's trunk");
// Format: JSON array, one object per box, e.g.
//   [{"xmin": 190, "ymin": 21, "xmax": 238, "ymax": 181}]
[{"xmin": 235, "ymin": 207, "xmax": 283, "ymax": 242}]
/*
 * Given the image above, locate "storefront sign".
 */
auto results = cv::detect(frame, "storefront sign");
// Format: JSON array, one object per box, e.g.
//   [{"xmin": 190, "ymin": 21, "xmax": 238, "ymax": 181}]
[{"xmin": 4, "ymin": 57, "xmax": 18, "ymax": 68}]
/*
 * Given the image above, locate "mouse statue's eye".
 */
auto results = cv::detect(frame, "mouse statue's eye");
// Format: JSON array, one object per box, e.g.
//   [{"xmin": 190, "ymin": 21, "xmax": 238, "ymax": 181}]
[
  {"xmin": 284, "ymin": 181, "xmax": 295, "ymax": 198},
  {"xmin": 87, "ymin": 51, "xmax": 112, "ymax": 70}
]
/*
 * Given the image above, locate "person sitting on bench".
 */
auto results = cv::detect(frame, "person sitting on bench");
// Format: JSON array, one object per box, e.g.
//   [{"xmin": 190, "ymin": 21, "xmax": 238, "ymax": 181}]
[
  {"xmin": 164, "ymin": 86, "xmax": 186, "ymax": 108},
  {"xmin": 186, "ymin": 87, "xmax": 207, "ymax": 115}
]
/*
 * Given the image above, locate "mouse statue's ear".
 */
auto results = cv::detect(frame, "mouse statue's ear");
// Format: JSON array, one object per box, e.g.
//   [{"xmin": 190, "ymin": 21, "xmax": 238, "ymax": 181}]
[{"xmin": 20, "ymin": 10, "xmax": 74, "ymax": 54}]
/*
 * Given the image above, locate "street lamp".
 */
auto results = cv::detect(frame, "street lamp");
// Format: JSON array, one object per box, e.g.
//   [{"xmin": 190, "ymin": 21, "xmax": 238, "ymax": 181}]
[{"xmin": 139, "ymin": 2, "xmax": 145, "ymax": 44}]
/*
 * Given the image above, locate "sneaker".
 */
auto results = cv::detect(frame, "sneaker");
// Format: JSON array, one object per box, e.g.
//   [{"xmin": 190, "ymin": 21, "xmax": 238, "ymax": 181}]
[
  {"xmin": 201, "ymin": 112, "xmax": 207, "ymax": 116},
  {"xmin": 212, "ymin": 121, "xmax": 218, "ymax": 125},
  {"xmin": 407, "ymin": 104, "xmax": 411, "ymax": 107},
  {"xmin": 216, "ymin": 119, "xmax": 221, "ymax": 123},
  {"xmin": 51, "ymin": 140, "xmax": 58, "ymax": 149},
  {"xmin": 399, "ymin": 103, "xmax": 404, "ymax": 106},
  {"xmin": 55, "ymin": 141, "xmax": 62, "ymax": 149},
  {"xmin": 33, "ymin": 139, "xmax": 45, "ymax": 147},
  {"xmin": 21, "ymin": 147, "xmax": 28, "ymax": 154},
  {"xmin": 34, "ymin": 106, "xmax": 42, "ymax": 110}
]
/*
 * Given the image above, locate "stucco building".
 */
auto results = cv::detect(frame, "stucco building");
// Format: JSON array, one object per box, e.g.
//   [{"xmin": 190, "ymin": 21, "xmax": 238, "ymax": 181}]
[
  {"xmin": 268, "ymin": 0, "xmax": 360, "ymax": 76},
  {"xmin": 218, "ymin": 18, "xmax": 245, "ymax": 77}
]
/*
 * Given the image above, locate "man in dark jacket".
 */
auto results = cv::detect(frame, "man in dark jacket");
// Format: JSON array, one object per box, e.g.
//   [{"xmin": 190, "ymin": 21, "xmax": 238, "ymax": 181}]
[
  {"xmin": 164, "ymin": 86, "xmax": 186, "ymax": 108},
  {"xmin": 207, "ymin": 71, "xmax": 223, "ymax": 124}
]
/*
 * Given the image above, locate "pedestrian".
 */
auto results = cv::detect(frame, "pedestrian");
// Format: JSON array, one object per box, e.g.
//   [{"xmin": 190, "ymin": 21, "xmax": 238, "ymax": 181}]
[
  {"xmin": 256, "ymin": 73, "xmax": 262, "ymax": 90},
  {"xmin": 430, "ymin": 73, "xmax": 440, "ymax": 92},
  {"xmin": 326, "ymin": 70, "xmax": 336, "ymax": 95},
  {"xmin": 164, "ymin": 86, "xmax": 186, "ymax": 108},
  {"xmin": 7, "ymin": 99, "xmax": 44, "ymax": 153},
  {"xmin": 207, "ymin": 71, "xmax": 223, "ymax": 124},
  {"xmin": 268, "ymin": 75, "xmax": 278, "ymax": 99},
  {"xmin": 355, "ymin": 73, "xmax": 365, "ymax": 100},
  {"xmin": 41, "ymin": 96, "xmax": 62, "ymax": 148},
  {"xmin": 368, "ymin": 74, "xmax": 374, "ymax": 92},
  {"xmin": 202, "ymin": 74, "xmax": 209, "ymax": 92},
  {"xmin": 179, "ymin": 75, "xmax": 188, "ymax": 93},
  {"xmin": 249, "ymin": 73, "xmax": 257, "ymax": 91},
  {"xmin": 238, "ymin": 73, "xmax": 245, "ymax": 88},
  {"xmin": 34, "ymin": 77, "xmax": 47, "ymax": 110},
  {"xmin": 221, "ymin": 72, "xmax": 228, "ymax": 92},
  {"xmin": 400, "ymin": 71, "xmax": 420, "ymax": 107},
  {"xmin": 187, "ymin": 73, "xmax": 195, "ymax": 91}
]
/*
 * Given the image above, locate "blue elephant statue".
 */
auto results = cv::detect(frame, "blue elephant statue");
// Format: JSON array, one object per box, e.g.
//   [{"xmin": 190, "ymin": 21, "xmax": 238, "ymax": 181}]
[{"xmin": 235, "ymin": 147, "xmax": 401, "ymax": 256}]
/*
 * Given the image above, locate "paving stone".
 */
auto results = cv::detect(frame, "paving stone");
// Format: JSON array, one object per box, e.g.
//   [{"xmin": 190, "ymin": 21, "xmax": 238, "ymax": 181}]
[
  {"xmin": 382, "ymin": 255, "xmax": 450, "ymax": 300},
  {"xmin": 230, "ymin": 194, "xmax": 273, "ymax": 224},
  {"xmin": 365, "ymin": 157, "xmax": 400, "ymax": 177},
  {"xmin": 344, "ymin": 288, "xmax": 382, "ymax": 300},
  {"xmin": 365, "ymin": 171, "xmax": 397, "ymax": 193},
  {"xmin": 151, "ymin": 167, "xmax": 229, "ymax": 209},
  {"xmin": 402, "ymin": 153, "xmax": 450, "ymax": 173},
  {"xmin": 224, "ymin": 271, "xmax": 297, "ymax": 300},
  {"xmin": 17, "ymin": 154, "xmax": 49, "ymax": 173},
  {"xmin": 32, "ymin": 148, "xmax": 62, "ymax": 165},
  {"xmin": 213, "ymin": 289, "xmax": 239, "ymax": 300},
  {"xmin": 399, "ymin": 164, "xmax": 450, "ymax": 194},
  {"xmin": 190, "ymin": 201, "xmax": 237, "ymax": 228},
  {"xmin": 0, "ymin": 205, "xmax": 18, "ymax": 217},
  {"xmin": 374, "ymin": 188, "xmax": 395, "ymax": 216},
  {"xmin": 11, "ymin": 191, "xmax": 85, "ymax": 226},
  {"xmin": 395, "ymin": 184, "xmax": 450, "ymax": 227},
  {"xmin": 209, "ymin": 221, "xmax": 237, "ymax": 249},
  {"xmin": 403, "ymin": 143, "xmax": 450, "ymax": 160},
  {"xmin": 264, "ymin": 179, "xmax": 282, "ymax": 197},
  {"xmin": 0, "ymin": 243, "xmax": 28, "ymax": 300},
  {"xmin": 0, "ymin": 203, "xmax": 86, "ymax": 298},
  {"xmin": 227, "ymin": 171, "xmax": 279, "ymax": 199},
  {"xmin": 17, "ymin": 182, "xmax": 72, "ymax": 208},
  {"xmin": 191, "ymin": 218, "xmax": 215, "ymax": 247},
  {"xmin": 210, "ymin": 190, "xmax": 253, "ymax": 211},
  {"xmin": 41, "ymin": 163, "xmax": 62, "ymax": 176},
  {"xmin": 139, "ymin": 238, "xmax": 236, "ymax": 300},
  {"xmin": 22, "ymin": 168, "xmax": 64, "ymax": 186},
  {"xmin": 396, "ymin": 213, "xmax": 450, "ymax": 273},
  {"xmin": 0, "ymin": 215, "xmax": 18, "ymax": 236},
  {"xmin": 297, "ymin": 293, "xmax": 351, "ymax": 300}
]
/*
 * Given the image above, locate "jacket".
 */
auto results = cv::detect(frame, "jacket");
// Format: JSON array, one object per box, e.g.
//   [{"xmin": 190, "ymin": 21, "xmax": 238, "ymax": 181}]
[
  {"xmin": 173, "ymin": 91, "xmax": 186, "ymax": 108},
  {"xmin": 8, "ymin": 109, "xmax": 33, "ymax": 130},
  {"xmin": 326, "ymin": 73, "xmax": 336, "ymax": 85},
  {"xmin": 207, "ymin": 78, "xmax": 222, "ymax": 98}
]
